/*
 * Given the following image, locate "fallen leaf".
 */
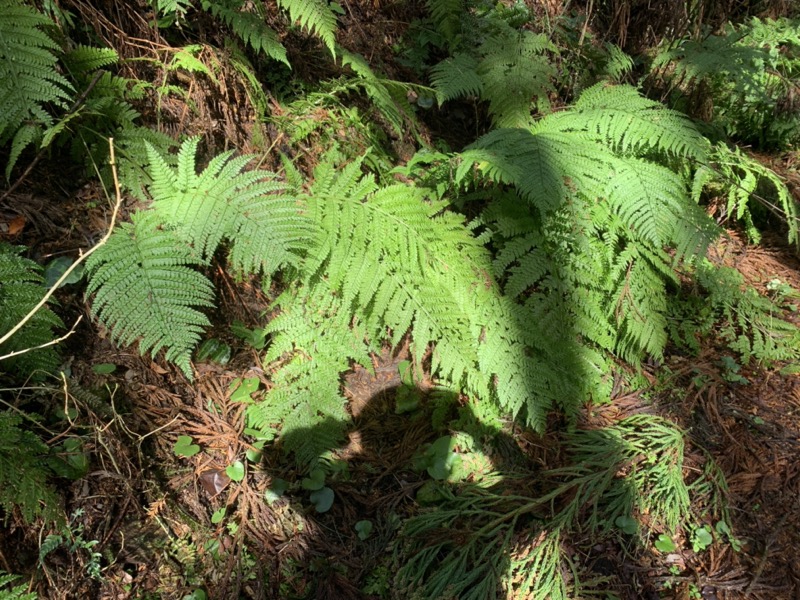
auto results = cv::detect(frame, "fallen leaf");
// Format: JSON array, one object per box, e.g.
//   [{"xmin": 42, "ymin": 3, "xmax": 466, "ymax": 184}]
[{"xmin": 7, "ymin": 215, "xmax": 25, "ymax": 235}]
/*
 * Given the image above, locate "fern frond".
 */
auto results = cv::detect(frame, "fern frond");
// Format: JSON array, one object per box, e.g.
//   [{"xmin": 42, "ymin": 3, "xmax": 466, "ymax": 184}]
[
  {"xmin": 340, "ymin": 50, "xmax": 424, "ymax": 135},
  {"xmin": 146, "ymin": 138, "xmax": 310, "ymax": 275},
  {"xmin": 460, "ymin": 127, "xmax": 607, "ymax": 215},
  {"xmin": 86, "ymin": 212, "xmax": 215, "ymax": 378},
  {"xmin": 652, "ymin": 17, "xmax": 800, "ymax": 149},
  {"xmin": 5, "ymin": 124, "xmax": 41, "ymax": 180},
  {"xmin": 426, "ymin": 0, "xmax": 463, "ymax": 48},
  {"xmin": 460, "ymin": 84, "xmax": 721, "ymax": 392},
  {"xmin": 0, "ymin": 243, "xmax": 63, "ymax": 377},
  {"xmin": 61, "ymin": 45, "xmax": 118, "ymax": 75},
  {"xmin": 302, "ymin": 159, "xmax": 555, "ymax": 430},
  {"xmin": 199, "ymin": 0, "xmax": 289, "ymax": 66},
  {"xmin": 247, "ymin": 285, "xmax": 370, "ymax": 466},
  {"xmin": 695, "ymin": 142, "xmax": 798, "ymax": 246},
  {"xmin": 478, "ymin": 31, "xmax": 556, "ymax": 127},
  {"xmin": 276, "ymin": 0, "xmax": 338, "ymax": 57},
  {"xmin": 0, "ymin": 571, "xmax": 37, "ymax": 600},
  {"xmin": 601, "ymin": 42, "xmax": 634, "ymax": 80},
  {"xmin": 545, "ymin": 83, "xmax": 708, "ymax": 160},
  {"xmin": 0, "ymin": 0, "xmax": 71, "ymax": 151},
  {"xmin": 0, "ymin": 411, "xmax": 60, "ymax": 524},
  {"xmin": 690, "ymin": 262, "xmax": 800, "ymax": 365},
  {"xmin": 430, "ymin": 53, "xmax": 482, "ymax": 104},
  {"xmin": 433, "ymin": 30, "xmax": 556, "ymax": 127}
]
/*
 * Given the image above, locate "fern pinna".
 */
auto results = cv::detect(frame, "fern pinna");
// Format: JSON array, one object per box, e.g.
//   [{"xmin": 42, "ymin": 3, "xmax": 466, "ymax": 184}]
[{"xmin": 87, "ymin": 139, "xmax": 309, "ymax": 377}]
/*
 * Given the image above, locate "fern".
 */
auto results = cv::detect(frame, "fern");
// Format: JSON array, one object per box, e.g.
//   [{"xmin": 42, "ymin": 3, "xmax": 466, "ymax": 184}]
[
  {"xmin": 426, "ymin": 0, "xmax": 464, "ymax": 49},
  {"xmin": 298, "ymin": 156, "xmax": 556, "ymax": 430},
  {"xmin": 339, "ymin": 50, "xmax": 424, "ymax": 136},
  {"xmin": 0, "ymin": 244, "xmax": 63, "ymax": 377},
  {"xmin": 670, "ymin": 261, "xmax": 800, "ymax": 365},
  {"xmin": 458, "ymin": 84, "xmax": 719, "ymax": 389},
  {"xmin": 431, "ymin": 29, "xmax": 556, "ymax": 127},
  {"xmin": 652, "ymin": 17, "xmax": 800, "ymax": 149},
  {"xmin": 0, "ymin": 412, "xmax": 61, "ymax": 524},
  {"xmin": 61, "ymin": 68, "xmax": 177, "ymax": 199},
  {"xmin": 61, "ymin": 45, "xmax": 118, "ymax": 75},
  {"xmin": 0, "ymin": 572, "xmax": 37, "ymax": 600},
  {"xmin": 0, "ymin": 0, "xmax": 72, "ymax": 177},
  {"xmin": 199, "ymin": 0, "xmax": 289, "ymax": 66},
  {"xmin": 87, "ymin": 139, "xmax": 310, "ymax": 377},
  {"xmin": 246, "ymin": 285, "xmax": 371, "ymax": 466},
  {"xmin": 276, "ymin": 0, "xmax": 338, "ymax": 57},
  {"xmin": 693, "ymin": 142, "xmax": 799, "ymax": 245},
  {"xmin": 145, "ymin": 138, "xmax": 310, "ymax": 275},
  {"xmin": 86, "ymin": 211, "xmax": 215, "ymax": 378}
]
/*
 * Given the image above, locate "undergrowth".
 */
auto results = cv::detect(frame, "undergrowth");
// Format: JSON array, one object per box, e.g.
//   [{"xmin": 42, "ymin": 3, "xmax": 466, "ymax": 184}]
[{"xmin": 1, "ymin": 0, "xmax": 799, "ymax": 597}]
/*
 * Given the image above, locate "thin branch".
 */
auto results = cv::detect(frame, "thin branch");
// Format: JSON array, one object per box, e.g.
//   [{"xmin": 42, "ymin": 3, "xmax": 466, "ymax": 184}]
[
  {"xmin": 0, "ymin": 316, "xmax": 82, "ymax": 363},
  {"xmin": 0, "ymin": 138, "xmax": 123, "ymax": 352}
]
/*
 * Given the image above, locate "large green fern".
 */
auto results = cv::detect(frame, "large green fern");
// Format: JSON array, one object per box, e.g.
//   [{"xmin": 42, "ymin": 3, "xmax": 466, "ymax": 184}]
[
  {"xmin": 457, "ymin": 84, "xmax": 718, "ymax": 387},
  {"xmin": 296, "ymin": 155, "xmax": 556, "ymax": 431},
  {"xmin": 86, "ymin": 139, "xmax": 310, "ymax": 376},
  {"xmin": 86, "ymin": 211, "xmax": 215, "ymax": 377}
]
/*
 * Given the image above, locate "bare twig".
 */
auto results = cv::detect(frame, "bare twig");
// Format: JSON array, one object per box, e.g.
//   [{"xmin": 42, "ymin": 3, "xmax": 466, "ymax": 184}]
[
  {"xmin": 0, "ymin": 316, "xmax": 82, "ymax": 363},
  {"xmin": 0, "ymin": 138, "xmax": 123, "ymax": 354}
]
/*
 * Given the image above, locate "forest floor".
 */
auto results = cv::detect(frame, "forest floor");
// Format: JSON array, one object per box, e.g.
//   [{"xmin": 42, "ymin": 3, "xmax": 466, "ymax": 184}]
[{"xmin": 1, "ymin": 1, "xmax": 800, "ymax": 598}]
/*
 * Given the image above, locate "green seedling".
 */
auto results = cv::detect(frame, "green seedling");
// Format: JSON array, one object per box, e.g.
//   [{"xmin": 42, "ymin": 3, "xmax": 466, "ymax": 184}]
[
  {"xmin": 654, "ymin": 534, "xmax": 676, "ymax": 553},
  {"xmin": 44, "ymin": 256, "xmax": 85, "ymax": 288},
  {"xmin": 173, "ymin": 435, "xmax": 201, "ymax": 457},
  {"xmin": 211, "ymin": 507, "xmax": 226, "ymax": 524},
  {"xmin": 231, "ymin": 320, "xmax": 269, "ymax": 350},
  {"xmin": 355, "ymin": 520, "xmax": 373, "ymax": 540},
  {"xmin": 48, "ymin": 437, "xmax": 89, "ymax": 479},
  {"xmin": 715, "ymin": 520, "xmax": 742, "ymax": 552},
  {"xmin": 615, "ymin": 515, "xmax": 638, "ymax": 535},
  {"xmin": 691, "ymin": 526, "xmax": 713, "ymax": 552},
  {"xmin": 717, "ymin": 356, "xmax": 749, "ymax": 385},
  {"xmin": 309, "ymin": 487, "xmax": 334, "ymax": 513},
  {"xmin": 92, "ymin": 363, "xmax": 117, "ymax": 375},
  {"xmin": 265, "ymin": 478, "xmax": 288, "ymax": 505},
  {"xmin": 302, "ymin": 468, "xmax": 326, "ymax": 491},
  {"xmin": 246, "ymin": 440, "xmax": 265, "ymax": 463},
  {"xmin": 415, "ymin": 436, "xmax": 461, "ymax": 481},
  {"xmin": 225, "ymin": 460, "xmax": 245, "ymax": 482}
]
